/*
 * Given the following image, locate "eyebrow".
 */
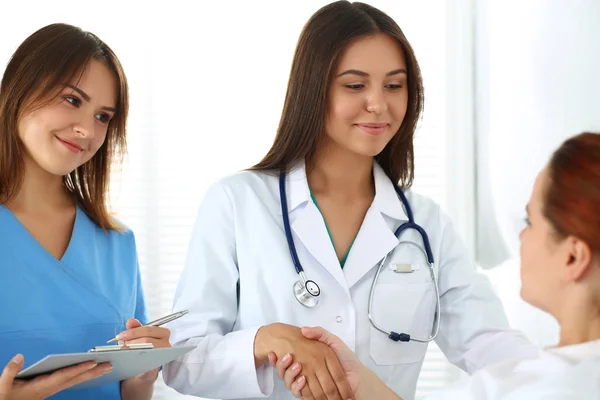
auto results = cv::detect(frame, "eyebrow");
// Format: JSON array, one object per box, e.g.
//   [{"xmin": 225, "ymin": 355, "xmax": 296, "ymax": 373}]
[
  {"xmin": 336, "ymin": 68, "xmax": 407, "ymax": 78},
  {"xmin": 66, "ymin": 84, "xmax": 117, "ymax": 113}
]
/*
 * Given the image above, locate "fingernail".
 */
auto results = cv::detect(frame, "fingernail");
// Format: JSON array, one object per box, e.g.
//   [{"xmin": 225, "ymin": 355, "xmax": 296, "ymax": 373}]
[
  {"xmin": 292, "ymin": 363, "xmax": 300, "ymax": 372},
  {"xmin": 296, "ymin": 376, "xmax": 305, "ymax": 384},
  {"xmin": 87, "ymin": 363, "xmax": 98, "ymax": 370},
  {"xmin": 282, "ymin": 353, "xmax": 291, "ymax": 363},
  {"xmin": 102, "ymin": 366, "xmax": 113, "ymax": 375},
  {"xmin": 116, "ymin": 333, "xmax": 125, "ymax": 340},
  {"xmin": 11, "ymin": 354, "xmax": 24, "ymax": 365}
]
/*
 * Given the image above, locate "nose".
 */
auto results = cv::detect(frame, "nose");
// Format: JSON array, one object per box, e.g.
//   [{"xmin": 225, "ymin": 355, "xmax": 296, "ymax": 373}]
[
  {"xmin": 366, "ymin": 88, "xmax": 388, "ymax": 114},
  {"xmin": 73, "ymin": 116, "xmax": 95, "ymax": 139}
]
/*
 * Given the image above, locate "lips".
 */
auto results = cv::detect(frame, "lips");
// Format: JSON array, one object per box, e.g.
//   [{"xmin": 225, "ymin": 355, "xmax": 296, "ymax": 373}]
[
  {"xmin": 55, "ymin": 136, "xmax": 84, "ymax": 153},
  {"xmin": 356, "ymin": 123, "xmax": 389, "ymax": 135}
]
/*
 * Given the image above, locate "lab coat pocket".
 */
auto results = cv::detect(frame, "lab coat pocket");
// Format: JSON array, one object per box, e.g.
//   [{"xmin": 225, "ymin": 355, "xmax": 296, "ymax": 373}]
[{"xmin": 369, "ymin": 282, "xmax": 435, "ymax": 365}]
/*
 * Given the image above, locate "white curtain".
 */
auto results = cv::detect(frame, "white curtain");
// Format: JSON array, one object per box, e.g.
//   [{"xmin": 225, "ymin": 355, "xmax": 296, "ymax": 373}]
[{"xmin": 1, "ymin": 1, "xmax": 474, "ymax": 398}]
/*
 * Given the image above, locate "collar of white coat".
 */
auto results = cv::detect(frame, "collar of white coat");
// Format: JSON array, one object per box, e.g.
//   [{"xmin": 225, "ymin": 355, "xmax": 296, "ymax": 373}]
[
  {"xmin": 282, "ymin": 159, "xmax": 409, "ymax": 221},
  {"xmin": 546, "ymin": 338, "xmax": 600, "ymax": 361}
]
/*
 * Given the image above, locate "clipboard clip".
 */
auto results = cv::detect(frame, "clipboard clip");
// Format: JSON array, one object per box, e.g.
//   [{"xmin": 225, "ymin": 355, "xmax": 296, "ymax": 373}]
[{"xmin": 89, "ymin": 343, "xmax": 154, "ymax": 353}]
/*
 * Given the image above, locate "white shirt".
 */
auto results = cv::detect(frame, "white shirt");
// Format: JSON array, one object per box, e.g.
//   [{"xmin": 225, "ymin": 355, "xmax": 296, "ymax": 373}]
[
  {"xmin": 163, "ymin": 161, "xmax": 536, "ymax": 400},
  {"xmin": 428, "ymin": 339, "xmax": 600, "ymax": 400}
]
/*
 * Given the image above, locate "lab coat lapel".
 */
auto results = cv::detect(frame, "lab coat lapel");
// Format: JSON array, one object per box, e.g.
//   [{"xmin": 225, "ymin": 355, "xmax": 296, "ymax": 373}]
[
  {"xmin": 284, "ymin": 162, "xmax": 348, "ymax": 289},
  {"xmin": 342, "ymin": 208, "xmax": 399, "ymax": 289},
  {"xmin": 343, "ymin": 162, "xmax": 409, "ymax": 289}
]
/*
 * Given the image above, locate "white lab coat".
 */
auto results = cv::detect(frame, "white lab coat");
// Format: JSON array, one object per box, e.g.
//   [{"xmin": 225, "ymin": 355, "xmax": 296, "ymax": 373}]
[
  {"xmin": 163, "ymin": 161, "xmax": 536, "ymax": 400},
  {"xmin": 427, "ymin": 339, "xmax": 600, "ymax": 400}
]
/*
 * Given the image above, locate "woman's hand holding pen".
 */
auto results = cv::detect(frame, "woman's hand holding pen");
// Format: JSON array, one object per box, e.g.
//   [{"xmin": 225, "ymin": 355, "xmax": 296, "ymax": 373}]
[
  {"xmin": 118, "ymin": 318, "xmax": 171, "ymax": 381},
  {"xmin": 119, "ymin": 318, "xmax": 171, "ymax": 400},
  {"xmin": 254, "ymin": 322, "xmax": 354, "ymax": 400},
  {"xmin": 0, "ymin": 354, "xmax": 111, "ymax": 400}
]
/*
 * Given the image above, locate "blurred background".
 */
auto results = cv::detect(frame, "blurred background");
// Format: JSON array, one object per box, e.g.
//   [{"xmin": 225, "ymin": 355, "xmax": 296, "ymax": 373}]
[{"xmin": 2, "ymin": 0, "xmax": 599, "ymax": 398}]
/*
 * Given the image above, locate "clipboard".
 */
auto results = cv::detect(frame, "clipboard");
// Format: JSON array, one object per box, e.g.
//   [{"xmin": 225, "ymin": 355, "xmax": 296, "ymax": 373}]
[{"xmin": 16, "ymin": 344, "xmax": 195, "ymax": 390}]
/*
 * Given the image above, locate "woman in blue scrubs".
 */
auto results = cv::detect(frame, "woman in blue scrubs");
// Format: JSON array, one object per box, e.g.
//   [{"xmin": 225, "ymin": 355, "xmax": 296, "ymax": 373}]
[{"xmin": 0, "ymin": 24, "xmax": 170, "ymax": 399}]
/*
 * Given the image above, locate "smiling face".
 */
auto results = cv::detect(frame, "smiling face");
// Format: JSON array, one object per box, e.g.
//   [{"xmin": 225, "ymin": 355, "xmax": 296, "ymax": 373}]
[
  {"xmin": 323, "ymin": 33, "xmax": 408, "ymax": 158},
  {"xmin": 17, "ymin": 59, "xmax": 117, "ymax": 177}
]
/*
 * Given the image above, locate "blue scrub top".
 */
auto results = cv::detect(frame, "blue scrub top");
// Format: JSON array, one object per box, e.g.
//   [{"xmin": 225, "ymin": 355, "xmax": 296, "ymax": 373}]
[{"xmin": 0, "ymin": 205, "xmax": 148, "ymax": 400}]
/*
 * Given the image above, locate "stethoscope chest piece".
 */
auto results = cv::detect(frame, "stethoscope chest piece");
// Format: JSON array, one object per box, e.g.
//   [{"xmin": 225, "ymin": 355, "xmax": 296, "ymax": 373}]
[{"xmin": 293, "ymin": 279, "xmax": 320, "ymax": 308}]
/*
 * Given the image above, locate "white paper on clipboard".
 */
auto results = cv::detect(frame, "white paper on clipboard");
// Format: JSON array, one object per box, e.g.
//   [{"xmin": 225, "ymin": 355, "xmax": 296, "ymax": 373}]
[{"xmin": 16, "ymin": 346, "xmax": 195, "ymax": 389}]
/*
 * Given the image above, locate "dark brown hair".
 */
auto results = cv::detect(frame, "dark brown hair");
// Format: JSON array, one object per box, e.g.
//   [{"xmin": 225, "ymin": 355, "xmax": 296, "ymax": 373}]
[
  {"xmin": 544, "ymin": 132, "xmax": 600, "ymax": 254},
  {"xmin": 0, "ymin": 23, "xmax": 128, "ymax": 230},
  {"xmin": 251, "ymin": 1, "xmax": 423, "ymax": 187}
]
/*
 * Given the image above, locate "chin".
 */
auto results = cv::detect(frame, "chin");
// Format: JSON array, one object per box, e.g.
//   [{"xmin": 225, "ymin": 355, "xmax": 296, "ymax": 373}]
[
  {"xmin": 45, "ymin": 164, "xmax": 80, "ymax": 177},
  {"xmin": 353, "ymin": 144, "xmax": 388, "ymax": 158}
]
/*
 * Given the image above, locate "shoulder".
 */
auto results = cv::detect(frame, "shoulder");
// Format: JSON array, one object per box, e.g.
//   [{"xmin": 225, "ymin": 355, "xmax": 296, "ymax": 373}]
[
  {"xmin": 202, "ymin": 169, "xmax": 280, "ymax": 206},
  {"xmin": 402, "ymin": 188, "xmax": 449, "ymax": 228},
  {"xmin": 80, "ymin": 208, "xmax": 137, "ymax": 252}
]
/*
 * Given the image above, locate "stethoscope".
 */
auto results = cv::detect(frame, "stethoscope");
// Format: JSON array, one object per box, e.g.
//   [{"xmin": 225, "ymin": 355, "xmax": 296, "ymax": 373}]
[{"xmin": 279, "ymin": 170, "xmax": 441, "ymax": 343}]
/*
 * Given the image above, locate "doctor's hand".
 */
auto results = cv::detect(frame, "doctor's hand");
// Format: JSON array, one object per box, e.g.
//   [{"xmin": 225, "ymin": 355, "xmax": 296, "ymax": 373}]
[
  {"xmin": 254, "ymin": 322, "xmax": 354, "ymax": 400},
  {"xmin": 118, "ymin": 318, "xmax": 171, "ymax": 381},
  {"xmin": 271, "ymin": 327, "xmax": 401, "ymax": 400},
  {"xmin": 0, "ymin": 354, "xmax": 112, "ymax": 400}
]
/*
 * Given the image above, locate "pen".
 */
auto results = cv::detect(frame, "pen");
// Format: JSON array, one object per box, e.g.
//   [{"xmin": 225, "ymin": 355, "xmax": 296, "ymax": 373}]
[{"xmin": 107, "ymin": 310, "xmax": 189, "ymax": 343}]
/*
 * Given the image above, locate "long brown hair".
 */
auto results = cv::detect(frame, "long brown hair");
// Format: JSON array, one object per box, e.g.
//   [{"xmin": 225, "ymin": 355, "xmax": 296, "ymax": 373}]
[
  {"xmin": 0, "ymin": 23, "xmax": 128, "ymax": 230},
  {"xmin": 251, "ymin": 1, "xmax": 423, "ymax": 187},
  {"xmin": 544, "ymin": 132, "xmax": 600, "ymax": 254}
]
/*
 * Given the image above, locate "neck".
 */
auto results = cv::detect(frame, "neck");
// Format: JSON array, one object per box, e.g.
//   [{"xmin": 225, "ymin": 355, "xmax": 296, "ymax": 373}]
[
  {"xmin": 307, "ymin": 142, "xmax": 374, "ymax": 197},
  {"xmin": 556, "ymin": 293, "xmax": 600, "ymax": 347},
  {"xmin": 5, "ymin": 156, "xmax": 72, "ymax": 213}
]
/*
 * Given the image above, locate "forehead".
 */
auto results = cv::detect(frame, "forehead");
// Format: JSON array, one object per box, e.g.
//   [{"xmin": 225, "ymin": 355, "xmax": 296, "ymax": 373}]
[
  {"xmin": 530, "ymin": 167, "xmax": 550, "ymax": 210},
  {"xmin": 73, "ymin": 60, "xmax": 118, "ymax": 106},
  {"xmin": 335, "ymin": 33, "xmax": 407, "ymax": 73}
]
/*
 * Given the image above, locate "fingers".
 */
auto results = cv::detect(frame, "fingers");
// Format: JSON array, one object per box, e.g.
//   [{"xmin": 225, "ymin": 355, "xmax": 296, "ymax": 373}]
[
  {"xmin": 301, "ymin": 327, "xmax": 338, "ymax": 347},
  {"xmin": 273, "ymin": 353, "xmax": 292, "ymax": 381},
  {"xmin": 303, "ymin": 378, "xmax": 324, "ymax": 400},
  {"xmin": 120, "ymin": 338, "xmax": 166, "ymax": 348},
  {"xmin": 125, "ymin": 318, "xmax": 142, "ymax": 330},
  {"xmin": 268, "ymin": 352, "xmax": 304, "ymax": 392},
  {"xmin": 54, "ymin": 363, "xmax": 113, "ymax": 395},
  {"xmin": 306, "ymin": 374, "xmax": 328, "ymax": 400},
  {"xmin": 0, "ymin": 354, "xmax": 24, "ymax": 395},
  {"xmin": 291, "ymin": 375, "xmax": 307, "ymax": 398},
  {"xmin": 33, "ymin": 362, "xmax": 111, "ymax": 397},
  {"xmin": 283, "ymin": 361, "xmax": 302, "ymax": 390},
  {"xmin": 136, "ymin": 368, "xmax": 160, "ymax": 382},
  {"xmin": 325, "ymin": 353, "xmax": 353, "ymax": 400},
  {"xmin": 117, "ymin": 326, "xmax": 170, "ymax": 342},
  {"xmin": 314, "ymin": 368, "xmax": 343, "ymax": 400}
]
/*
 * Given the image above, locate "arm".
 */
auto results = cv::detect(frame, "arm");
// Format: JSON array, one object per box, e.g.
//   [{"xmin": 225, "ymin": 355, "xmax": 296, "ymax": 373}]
[
  {"xmin": 162, "ymin": 182, "xmax": 352, "ymax": 400},
  {"xmin": 433, "ymin": 211, "xmax": 537, "ymax": 373},
  {"xmin": 162, "ymin": 182, "xmax": 275, "ymax": 399}
]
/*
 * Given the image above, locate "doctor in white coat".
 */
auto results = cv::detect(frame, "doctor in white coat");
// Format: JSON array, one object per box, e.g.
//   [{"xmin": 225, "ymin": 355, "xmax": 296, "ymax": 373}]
[
  {"xmin": 273, "ymin": 132, "xmax": 600, "ymax": 400},
  {"xmin": 163, "ymin": 2, "xmax": 535, "ymax": 400}
]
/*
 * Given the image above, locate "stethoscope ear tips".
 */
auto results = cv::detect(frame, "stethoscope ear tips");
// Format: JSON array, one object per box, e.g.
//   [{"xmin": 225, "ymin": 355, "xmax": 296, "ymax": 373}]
[{"xmin": 293, "ymin": 280, "xmax": 320, "ymax": 308}]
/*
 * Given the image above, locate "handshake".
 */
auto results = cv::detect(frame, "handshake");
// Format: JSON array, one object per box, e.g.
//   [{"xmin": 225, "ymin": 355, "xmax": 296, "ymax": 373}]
[{"xmin": 255, "ymin": 323, "xmax": 400, "ymax": 400}]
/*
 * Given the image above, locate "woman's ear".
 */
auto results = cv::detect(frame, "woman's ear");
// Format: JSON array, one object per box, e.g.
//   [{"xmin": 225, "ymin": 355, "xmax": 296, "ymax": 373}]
[{"xmin": 564, "ymin": 236, "xmax": 593, "ymax": 282}]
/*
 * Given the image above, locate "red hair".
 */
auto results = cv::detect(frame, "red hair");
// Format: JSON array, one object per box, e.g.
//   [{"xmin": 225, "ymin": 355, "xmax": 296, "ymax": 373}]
[{"xmin": 544, "ymin": 132, "xmax": 600, "ymax": 253}]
